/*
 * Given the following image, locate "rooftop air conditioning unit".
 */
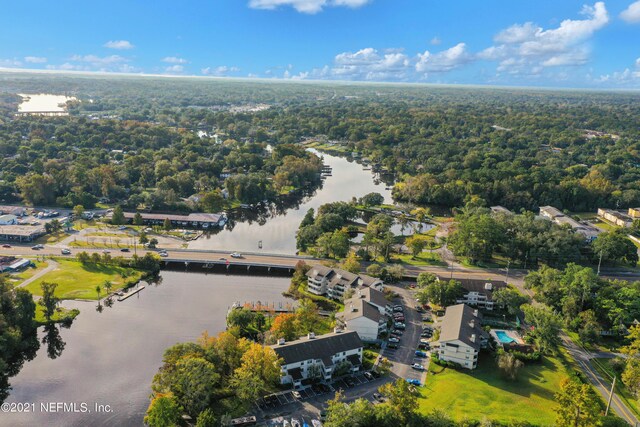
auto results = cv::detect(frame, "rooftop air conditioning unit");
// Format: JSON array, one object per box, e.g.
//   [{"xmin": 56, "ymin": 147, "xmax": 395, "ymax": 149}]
[{"xmin": 484, "ymin": 283, "xmax": 493, "ymax": 291}]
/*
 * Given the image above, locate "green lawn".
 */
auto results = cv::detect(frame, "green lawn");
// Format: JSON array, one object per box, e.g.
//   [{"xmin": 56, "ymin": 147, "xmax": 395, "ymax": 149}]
[
  {"xmin": 419, "ymin": 353, "xmax": 571, "ymax": 425},
  {"xmin": 35, "ymin": 230, "xmax": 70, "ymax": 244},
  {"xmin": 9, "ymin": 260, "xmax": 48, "ymax": 282},
  {"xmin": 393, "ymin": 252, "xmax": 446, "ymax": 266},
  {"xmin": 24, "ymin": 259, "xmax": 144, "ymax": 300},
  {"xmin": 34, "ymin": 304, "xmax": 80, "ymax": 325}
]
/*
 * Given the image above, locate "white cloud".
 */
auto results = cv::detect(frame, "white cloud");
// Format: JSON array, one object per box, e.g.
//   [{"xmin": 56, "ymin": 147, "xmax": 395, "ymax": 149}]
[
  {"xmin": 248, "ymin": 0, "xmax": 370, "ymax": 14},
  {"xmin": 621, "ymin": 1, "xmax": 640, "ymax": 23},
  {"xmin": 596, "ymin": 57, "xmax": 640, "ymax": 84},
  {"xmin": 70, "ymin": 54, "xmax": 129, "ymax": 66},
  {"xmin": 162, "ymin": 56, "xmax": 187, "ymax": 64},
  {"xmin": 104, "ymin": 40, "xmax": 134, "ymax": 50},
  {"xmin": 330, "ymin": 47, "xmax": 410, "ymax": 80},
  {"xmin": 201, "ymin": 66, "xmax": 241, "ymax": 76},
  {"xmin": 164, "ymin": 65, "xmax": 185, "ymax": 74},
  {"xmin": 415, "ymin": 43, "xmax": 473, "ymax": 73},
  {"xmin": 430, "ymin": 37, "xmax": 442, "ymax": 46},
  {"xmin": 479, "ymin": 2, "xmax": 608, "ymax": 75},
  {"xmin": 0, "ymin": 58, "xmax": 22, "ymax": 68},
  {"xmin": 24, "ymin": 56, "xmax": 47, "ymax": 63}
]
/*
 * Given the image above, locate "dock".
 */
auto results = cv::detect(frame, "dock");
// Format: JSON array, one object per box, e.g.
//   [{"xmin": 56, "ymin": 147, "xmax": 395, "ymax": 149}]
[{"xmin": 117, "ymin": 285, "xmax": 146, "ymax": 301}]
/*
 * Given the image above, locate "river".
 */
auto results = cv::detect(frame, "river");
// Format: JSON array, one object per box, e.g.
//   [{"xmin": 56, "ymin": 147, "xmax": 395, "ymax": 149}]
[
  {"xmin": 3, "ymin": 272, "xmax": 292, "ymax": 427},
  {"xmin": 2, "ymin": 150, "xmax": 409, "ymax": 426},
  {"xmin": 188, "ymin": 150, "xmax": 396, "ymax": 253},
  {"xmin": 17, "ymin": 93, "xmax": 76, "ymax": 114}
]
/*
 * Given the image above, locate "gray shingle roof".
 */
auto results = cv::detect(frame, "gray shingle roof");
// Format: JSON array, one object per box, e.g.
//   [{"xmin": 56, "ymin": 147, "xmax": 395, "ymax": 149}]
[
  {"xmin": 339, "ymin": 298, "xmax": 383, "ymax": 323},
  {"xmin": 271, "ymin": 331, "xmax": 362, "ymax": 365},
  {"xmin": 439, "ymin": 304, "xmax": 487, "ymax": 351},
  {"xmin": 354, "ymin": 287, "xmax": 388, "ymax": 310}
]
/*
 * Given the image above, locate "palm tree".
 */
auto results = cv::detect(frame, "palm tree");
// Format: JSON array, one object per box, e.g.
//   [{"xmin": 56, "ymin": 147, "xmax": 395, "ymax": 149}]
[
  {"xmin": 103, "ymin": 280, "xmax": 113, "ymax": 296},
  {"xmin": 95, "ymin": 285, "xmax": 101, "ymax": 301}
]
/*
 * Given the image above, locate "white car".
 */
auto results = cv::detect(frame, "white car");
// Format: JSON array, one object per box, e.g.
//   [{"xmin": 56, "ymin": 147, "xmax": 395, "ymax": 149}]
[
  {"xmin": 230, "ymin": 252, "xmax": 243, "ymax": 258},
  {"xmin": 412, "ymin": 363, "xmax": 425, "ymax": 371},
  {"xmin": 292, "ymin": 391, "xmax": 302, "ymax": 399},
  {"xmin": 158, "ymin": 252, "xmax": 168, "ymax": 257},
  {"xmin": 61, "ymin": 249, "xmax": 71, "ymax": 255},
  {"xmin": 388, "ymin": 337, "xmax": 400, "ymax": 343}
]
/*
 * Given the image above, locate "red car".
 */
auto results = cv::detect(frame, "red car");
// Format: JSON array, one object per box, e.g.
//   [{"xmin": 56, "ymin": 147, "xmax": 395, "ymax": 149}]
[{"xmin": 1, "ymin": 244, "xmax": 11, "ymax": 248}]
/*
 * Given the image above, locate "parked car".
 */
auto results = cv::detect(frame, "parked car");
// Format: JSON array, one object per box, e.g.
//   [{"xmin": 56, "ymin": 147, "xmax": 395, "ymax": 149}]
[
  {"xmin": 363, "ymin": 371, "xmax": 373, "ymax": 380},
  {"xmin": 344, "ymin": 377, "xmax": 356, "ymax": 387},
  {"xmin": 230, "ymin": 252, "xmax": 243, "ymax": 258},
  {"xmin": 118, "ymin": 225, "xmax": 127, "ymax": 230},
  {"xmin": 292, "ymin": 391, "xmax": 302, "ymax": 399},
  {"xmin": 291, "ymin": 418, "xmax": 301, "ymax": 427},
  {"xmin": 387, "ymin": 343, "xmax": 398, "ymax": 349},
  {"xmin": 320, "ymin": 410, "xmax": 328, "ymax": 422},
  {"xmin": 61, "ymin": 248, "xmax": 71, "ymax": 255},
  {"xmin": 373, "ymin": 392, "xmax": 385, "ymax": 402},
  {"xmin": 393, "ymin": 306, "xmax": 404, "ymax": 312},
  {"xmin": 412, "ymin": 363, "xmax": 425, "ymax": 371},
  {"xmin": 418, "ymin": 343, "xmax": 429, "ymax": 350},
  {"xmin": 2, "ymin": 244, "xmax": 11, "ymax": 248},
  {"xmin": 406, "ymin": 379, "xmax": 421, "ymax": 386},
  {"xmin": 388, "ymin": 337, "xmax": 400, "ymax": 343},
  {"xmin": 415, "ymin": 350, "xmax": 427, "ymax": 358},
  {"xmin": 394, "ymin": 323, "xmax": 406, "ymax": 329}
]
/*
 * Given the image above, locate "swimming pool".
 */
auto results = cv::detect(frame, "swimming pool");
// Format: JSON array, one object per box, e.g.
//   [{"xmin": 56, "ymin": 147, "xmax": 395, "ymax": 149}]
[{"xmin": 495, "ymin": 330, "xmax": 516, "ymax": 344}]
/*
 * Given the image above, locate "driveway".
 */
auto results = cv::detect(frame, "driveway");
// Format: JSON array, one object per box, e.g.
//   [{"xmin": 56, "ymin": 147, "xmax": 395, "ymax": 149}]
[{"xmin": 381, "ymin": 283, "xmax": 429, "ymax": 385}]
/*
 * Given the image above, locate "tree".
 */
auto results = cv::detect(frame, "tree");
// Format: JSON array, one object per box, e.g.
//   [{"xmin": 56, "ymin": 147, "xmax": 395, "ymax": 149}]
[
  {"xmin": 231, "ymin": 343, "xmax": 281, "ymax": 402},
  {"xmin": 592, "ymin": 229, "xmax": 639, "ymax": 266},
  {"xmin": 384, "ymin": 264, "xmax": 405, "ymax": 283},
  {"xmin": 39, "ymin": 282, "xmax": 59, "ymax": 322},
  {"xmin": 448, "ymin": 208, "xmax": 504, "ymax": 263},
  {"xmin": 496, "ymin": 350, "xmax": 524, "ymax": 380},
  {"xmin": 422, "ymin": 279, "xmax": 464, "ymax": 307},
  {"xmin": 270, "ymin": 313, "xmax": 298, "ymax": 341},
  {"xmin": 95, "ymin": 285, "xmax": 101, "ymax": 301},
  {"xmin": 149, "ymin": 238, "xmax": 159, "ymax": 249},
  {"xmin": 620, "ymin": 325, "xmax": 640, "ymax": 398},
  {"xmin": 170, "ymin": 357, "xmax": 220, "ymax": 416},
  {"xmin": 341, "ymin": 252, "xmax": 361, "ymax": 274},
  {"xmin": 133, "ymin": 212, "xmax": 144, "ymax": 226},
  {"xmin": 163, "ymin": 218, "xmax": 172, "ymax": 231},
  {"xmin": 296, "ymin": 298, "xmax": 321, "ymax": 333},
  {"xmin": 300, "ymin": 208, "xmax": 315, "ymax": 228},
  {"xmin": 73, "ymin": 204, "xmax": 85, "ymax": 219},
  {"xmin": 76, "ymin": 251, "xmax": 90, "ymax": 264},
  {"xmin": 200, "ymin": 190, "xmax": 224, "ymax": 213},
  {"xmin": 144, "ymin": 394, "xmax": 183, "ymax": 427},
  {"xmin": 359, "ymin": 192, "xmax": 384, "ymax": 207},
  {"xmin": 111, "ymin": 205, "xmax": 126, "ymax": 225},
  {"xmin": 195, "ymin": 408, "xmax": 217, "ymax": 427},
  {"xmin": 325, "ymin": 392, "xmax": 377, "ymax": 427},
  {"xmin": 577, "ymin": 310, "xmax": 600, "ymax": 345},
  {"xmin": 554, "ymin": 377, "xmax": 602, "ymax": 427},
  {"xmin": 406, "ymin": 235, "xmax": 427, "ymax": 259},
  {"xmin": 329, "ymin": 230, "xmax": 351, "ymax": 259},
  {"xmin": 366, "ymin": 263, "xmax": 383, "ymax": 277},
  {"xmin": 417, "ymin": 272, "xmax": 438, "ymax": 288},
  {"xmin": 493, "ymin": 288, "xmax": 530, "ymax": 315},
  {"xmin": 378, "ymin": 379, "xmax": 419, "ymax": 425},
  {"xmin": 139, "ymin": 233, "xmax": 149, "ymax": 245},
  {"xmin": 522, "ymin": 304, "xmax": 562, "ymax": 353}
]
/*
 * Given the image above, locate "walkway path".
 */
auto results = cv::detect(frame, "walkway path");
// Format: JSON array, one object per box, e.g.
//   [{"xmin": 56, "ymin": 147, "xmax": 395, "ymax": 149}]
[{"xmin": 16, "ymin": 259, "xmax": 59, "ymax": 289}]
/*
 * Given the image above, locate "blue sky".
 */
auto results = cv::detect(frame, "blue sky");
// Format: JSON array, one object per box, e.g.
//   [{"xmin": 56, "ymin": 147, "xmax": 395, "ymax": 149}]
[{"xmin": 1, "ymin": 0, "xmax": 639, "ymax": 87}]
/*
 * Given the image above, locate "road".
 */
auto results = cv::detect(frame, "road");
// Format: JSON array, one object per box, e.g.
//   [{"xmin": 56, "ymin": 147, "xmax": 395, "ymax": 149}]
[{"xmin": 561, "ymin": 333, "xmax": 639, "ymax": 426}]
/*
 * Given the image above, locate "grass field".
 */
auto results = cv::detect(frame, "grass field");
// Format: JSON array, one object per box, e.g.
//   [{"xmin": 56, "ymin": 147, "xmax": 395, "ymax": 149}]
[
  {"xmin": 393, "ymin": 252, "xmax": 446, "ymax": 266},
  {"xmin": 35, "ymin": 231, "xmax": 69, "ymax": 244},
  {"xmin": 9, "ymin": 260, "xmax": 48, "ymax": 281},
  {"xmin": 419, "ymin": 353, "xmax": 571, "ymax": 425},
  {"xmin": 34, "ymin": 304, "xmax": 80, "ymax": 325},
  {"xmin": 24, "ymin": 259, "xmax": 143, "ymax": 300}
]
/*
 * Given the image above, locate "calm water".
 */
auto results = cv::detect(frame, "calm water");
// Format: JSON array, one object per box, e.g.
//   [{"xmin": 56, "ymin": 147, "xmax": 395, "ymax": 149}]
[
  {"xmin": 17, "ymin": 93, "xmax": 76, "ymax": 114},
  {"xmin": 3, "ymin": 272, "xmax": 292, "ymax": 427},
  {"xmin": 188, "ymin": 150, "xmax": 394, "ymax": 253}
]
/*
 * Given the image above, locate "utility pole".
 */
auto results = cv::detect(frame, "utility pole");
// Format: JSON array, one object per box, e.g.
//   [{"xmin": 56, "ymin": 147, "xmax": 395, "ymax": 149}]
[
  {"xmin": 505, "ymin": 260, "xmax": 510, "ymax": 283},
  {"xmin": 597, "ymin": 250, "xmax": 603, "ymax": 276},
  {"xmin": 605, "ymin": 376, "xmax": 616, "ymax": 416}
]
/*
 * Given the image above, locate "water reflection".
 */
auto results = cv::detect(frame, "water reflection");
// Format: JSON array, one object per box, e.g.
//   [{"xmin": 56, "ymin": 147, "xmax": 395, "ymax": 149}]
[
  {"xmin": 41, "ymin": 324, "xmax": 66, "ymax": 360},
  {"xmin": 3, "ymin": 272, "xmax": 293, "ymax": 427},
  {"xmin": 189, "ymin": 151, "xmax": 395, "ymax": 253}
]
